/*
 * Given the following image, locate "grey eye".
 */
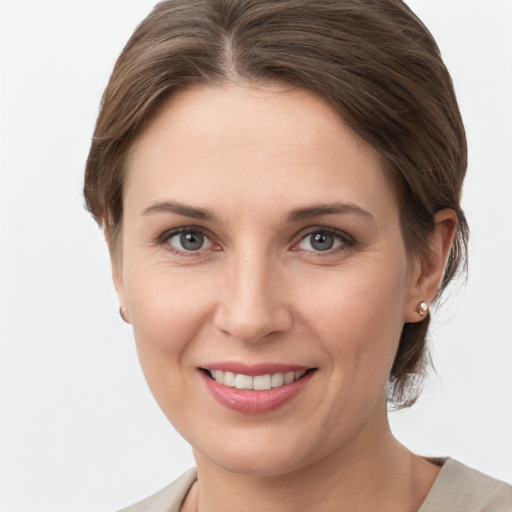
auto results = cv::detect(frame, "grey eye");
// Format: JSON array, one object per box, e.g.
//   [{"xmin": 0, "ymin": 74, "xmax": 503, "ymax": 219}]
[
  {"xmin": 298, "ymin": 230, "xmax": 343, "ymax": 252},
  {"xmin": 168, "ymin": 230, "xmax": 212, "ymax": 251}
]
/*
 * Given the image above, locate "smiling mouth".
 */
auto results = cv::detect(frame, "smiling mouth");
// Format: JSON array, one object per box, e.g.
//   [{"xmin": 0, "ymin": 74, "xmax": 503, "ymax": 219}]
[{"xmin": 202, "ymin": 368, "xmax": 316, "ymax": 391}]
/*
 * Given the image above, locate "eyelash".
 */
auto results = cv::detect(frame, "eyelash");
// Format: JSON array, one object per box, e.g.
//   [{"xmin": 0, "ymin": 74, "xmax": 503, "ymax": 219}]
[
  {"xmin": 156, "ymin": 226, "xmax": 356, "ymax": 256},
  {"xmin": 156, "ymin": 227, "xmax": 218, "ymax": 256},
  {"xmin": 294, "ymin": 228, "xmax": 355, "ymax": 256}
]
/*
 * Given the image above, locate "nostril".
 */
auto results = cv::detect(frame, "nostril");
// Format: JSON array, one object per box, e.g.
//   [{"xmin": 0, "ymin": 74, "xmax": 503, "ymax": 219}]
[{"xmin": 213, "ymin": 302, "xmax": 293, "ymax": 344}]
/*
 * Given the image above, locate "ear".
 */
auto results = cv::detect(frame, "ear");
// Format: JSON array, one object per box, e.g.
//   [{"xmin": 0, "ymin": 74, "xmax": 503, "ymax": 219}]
[
  {"xmin": 103, "ymin": 222, "xmax": 130, "ymax": 323},
  {"xmin": 404, "ymin": 209, "xmax": 457, "ymax": 323}
]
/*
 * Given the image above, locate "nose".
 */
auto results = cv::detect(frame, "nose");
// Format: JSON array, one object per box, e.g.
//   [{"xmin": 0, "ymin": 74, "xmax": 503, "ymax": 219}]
[{"xmin": 213, "ymin": 249, "xmax": 293, "ymax": 344}]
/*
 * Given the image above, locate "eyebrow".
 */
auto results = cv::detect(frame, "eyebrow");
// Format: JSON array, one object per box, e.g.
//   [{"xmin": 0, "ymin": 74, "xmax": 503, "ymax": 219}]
[
  {"xmin": 141, "ymin": 201, "xmax": 216, "ymax": 220},
  {"xmin": 141, "ymin": 200, "xmax": 374, "ymax": 223},
  {"xmin": 286, "ymin": 202, "xmax": 374, "ymax": 222}
]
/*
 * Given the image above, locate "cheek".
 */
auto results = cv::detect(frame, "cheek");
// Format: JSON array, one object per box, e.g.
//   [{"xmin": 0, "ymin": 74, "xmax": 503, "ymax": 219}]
[
  {"xmin": 123, "ymin": 262, "xmax": 215, "ymax": 379},
  {"xmin": 122, "ymin": 265, "xmax": 220, "ymax": 426},
  {"xmin": 298, "ymin": 262, "xmax": 408, "ymax": 386}
]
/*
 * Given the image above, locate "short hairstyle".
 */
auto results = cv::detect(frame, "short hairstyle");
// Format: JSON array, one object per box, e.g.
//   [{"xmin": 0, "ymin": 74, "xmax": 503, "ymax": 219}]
[{"xmin": 84, "ymin": 0, "xmax": 468, "ymax": 408}]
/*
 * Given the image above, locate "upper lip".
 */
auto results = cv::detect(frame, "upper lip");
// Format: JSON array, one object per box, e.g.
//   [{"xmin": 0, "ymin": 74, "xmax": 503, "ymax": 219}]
[{"xmin": 199, "ymin": 362, "xmax": 314, "ymax": 376}]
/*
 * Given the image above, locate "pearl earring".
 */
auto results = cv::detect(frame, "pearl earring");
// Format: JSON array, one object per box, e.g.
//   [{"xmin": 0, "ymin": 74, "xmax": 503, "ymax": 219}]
[
  {"xmin": 119, "ymin": 307, "xmax": 130, "ymax": 323},
  {"xmin": 416, "ymin": 301, "xmax": 428, "ymax": 316}
]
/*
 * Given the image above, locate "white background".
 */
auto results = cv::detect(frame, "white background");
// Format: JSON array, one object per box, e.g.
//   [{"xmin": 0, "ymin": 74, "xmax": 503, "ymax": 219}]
[{"xmin": 0, "ymin": 1, "xmax": 511, "ymax": 511}]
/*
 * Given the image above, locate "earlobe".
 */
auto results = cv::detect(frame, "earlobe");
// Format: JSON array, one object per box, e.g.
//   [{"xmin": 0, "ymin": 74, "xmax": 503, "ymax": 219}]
[
  {"xmin": 111, "ymin": 262, "xmax": 128, "ymax": 320},
  {"xmin": 405, "ymin": 209, "xmax": 457, "ymax": 323},
  {"xmin": 103, "ymin": 222, "xmax": 128, "ymax": 321},
  {"xmin": 119, "ymin": 306, "xmax": 131, "ymax": 323}
]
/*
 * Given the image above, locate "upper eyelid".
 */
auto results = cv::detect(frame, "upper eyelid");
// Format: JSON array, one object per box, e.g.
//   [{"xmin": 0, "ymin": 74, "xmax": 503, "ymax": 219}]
[
  {"xmin": 157, "ymin": 226, "xmax": 214, "ymax": 243},
  {"xmin": 294, "ymin": 226, "xmax": 354, "ymax": 243}
]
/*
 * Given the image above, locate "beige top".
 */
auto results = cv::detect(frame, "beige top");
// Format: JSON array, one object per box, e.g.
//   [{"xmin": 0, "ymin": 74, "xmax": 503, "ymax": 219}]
[{"xmin": 117, "ymin": 459, "xmax": 512, "ymax": 512}]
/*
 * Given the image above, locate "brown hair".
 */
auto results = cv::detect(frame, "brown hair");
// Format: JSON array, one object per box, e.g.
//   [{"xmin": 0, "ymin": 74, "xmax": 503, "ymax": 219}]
[{"xmin": 84, "ymin": 0, "xmax": 468, "ymax": 408}]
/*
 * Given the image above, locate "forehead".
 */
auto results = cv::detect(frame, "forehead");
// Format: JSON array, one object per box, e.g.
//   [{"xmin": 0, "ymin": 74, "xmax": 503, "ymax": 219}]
[{"xmin": 125, "ymin": 83, "xmax": 398, "ymax": 224}]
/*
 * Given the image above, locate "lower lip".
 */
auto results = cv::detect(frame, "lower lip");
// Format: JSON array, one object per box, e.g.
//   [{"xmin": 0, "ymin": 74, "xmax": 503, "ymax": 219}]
[{"xmin": 201, "ymin": 370, "xmax": 315, "ymax": 414}]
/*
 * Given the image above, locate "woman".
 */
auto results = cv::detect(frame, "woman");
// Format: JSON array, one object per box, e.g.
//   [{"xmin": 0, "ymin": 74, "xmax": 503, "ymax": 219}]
[{"xmin": 84, "ymin": 0, "xmax": 511, "ymax": 510}]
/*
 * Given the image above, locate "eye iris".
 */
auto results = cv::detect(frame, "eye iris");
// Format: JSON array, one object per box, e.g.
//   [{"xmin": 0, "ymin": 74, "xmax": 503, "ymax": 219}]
[
  {"xmin": 311, "ymin": 231, "xmax": 334, "ymax": 251},
  {"xmin": 180, "ymin": 232, "xmax": 204, "ymax": 250}
]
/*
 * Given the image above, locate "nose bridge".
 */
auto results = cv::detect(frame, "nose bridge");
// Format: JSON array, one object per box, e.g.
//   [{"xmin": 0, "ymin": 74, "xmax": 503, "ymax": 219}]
[{"xmin": 214, "ymin": 242, "xmax": 291, "ymax": 343}]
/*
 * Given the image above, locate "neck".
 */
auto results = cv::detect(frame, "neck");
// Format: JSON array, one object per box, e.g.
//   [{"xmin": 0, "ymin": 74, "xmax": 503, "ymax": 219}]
[{"xmin": 189, "ymin": 400, "xmax": 440, "ymax": 512}]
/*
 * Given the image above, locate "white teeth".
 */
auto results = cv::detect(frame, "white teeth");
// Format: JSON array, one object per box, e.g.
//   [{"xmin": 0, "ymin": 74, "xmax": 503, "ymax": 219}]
[
  {"xmin": 234, "ymin": 374, "xmax": 253, "ymax": 390},
  {"xmin": 284, "ymin": 372, "xmax": 295, "ymax": 385},
  {"xmin": 271, "ymin": 372, "xmax": 284, "ymax": 387},
  {"xmin": 208, "ymin": 369, "xmax": 309, "ymax": 390},
  {"xmin": 224, "ymin": 371, "xmax": 236, "ymax": 387},
  {"xmin": 253, "ymin": 374, "xmax": 272, "ymax": 390}
]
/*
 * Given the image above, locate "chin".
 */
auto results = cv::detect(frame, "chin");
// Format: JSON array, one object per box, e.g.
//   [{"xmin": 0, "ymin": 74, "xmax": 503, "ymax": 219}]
[
  {"xmin": 208, "ymin": 450, "xmax": 310, "ymax": 477},
  {"xmin": 190, "ymin": 426, "xmax": 334, "ymax": 478}
]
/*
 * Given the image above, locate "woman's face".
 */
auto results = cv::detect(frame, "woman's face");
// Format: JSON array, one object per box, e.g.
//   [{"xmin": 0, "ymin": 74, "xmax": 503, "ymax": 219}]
[{"xmin": 115, "ymin": 83, "xmax": 422, "ymax": 476}]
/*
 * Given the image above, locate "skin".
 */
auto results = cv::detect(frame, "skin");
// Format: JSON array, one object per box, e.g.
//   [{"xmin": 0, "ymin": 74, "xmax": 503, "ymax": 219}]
[{"xmin": 111, "ymin": 83, "xmax": 456, "ymax": 512}]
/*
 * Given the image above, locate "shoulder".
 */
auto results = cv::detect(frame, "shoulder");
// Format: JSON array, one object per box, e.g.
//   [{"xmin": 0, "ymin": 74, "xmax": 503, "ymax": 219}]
[
  {"xmin": 420, "ymin": 458, "xmax": 512, "ymax": 512},
  {"xmin": 116, "ymin": 468, "xmax": 197, "ymax": 512}
]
